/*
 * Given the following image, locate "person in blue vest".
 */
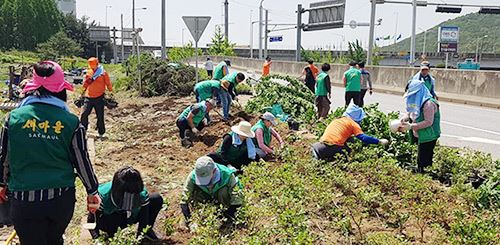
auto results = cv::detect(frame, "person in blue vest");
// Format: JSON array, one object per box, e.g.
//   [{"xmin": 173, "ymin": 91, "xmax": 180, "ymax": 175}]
[
  {"xmin": 87, "ymin": 166, "xmax": 163, "ymax": 241},
  {"xmin": 0, "ymin": 61, "xmax": 101, "ymax": 245},
  {"xmin": 409, "ymin": 63, "xmax": 438, "ymax": 99},
  {"xmin": 176, "ymin": 99, "xmax": 216, "ymax": 148},
  {"xmin": 400, "ymin": 79, "xmax": 441, "ymax": 173},
  {"xmin": 219, "ymin": 72, "xmax": 246, "ymax": 121},
  {"xmin": 180, "ymin": 156, "xmax": 243, "ymax": 230}
]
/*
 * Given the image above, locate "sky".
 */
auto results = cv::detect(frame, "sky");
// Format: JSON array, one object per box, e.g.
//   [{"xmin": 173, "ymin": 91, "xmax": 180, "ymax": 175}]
[{"xmin": 76, "ymin": 0, "xmax": 497, "ymax": 50}]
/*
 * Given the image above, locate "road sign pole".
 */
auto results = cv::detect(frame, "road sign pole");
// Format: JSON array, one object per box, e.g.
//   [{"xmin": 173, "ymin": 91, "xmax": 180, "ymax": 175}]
[
  {"xmin": 182, "ymin": 16, "xmax": 211, "ymax": 81},
  {"xmin": 296, "ymin": 4, "xmax": 302, "ymax": 62},
  {"xmin": 367, "ymin": 0, "xmax": 377, "ymax": 65},
  {"xmin": 410, "ymin": 0, "xmax": 417, "ymax": 66},
  {"xmin": 445, "ymin": 52, "xmax": 449, "ymax": 69},
  {"xmin": 195, "ymin": 40, "xmax": 199, "ymax": 82},
  {"xmin": 264, "ymin": 9, "xmax": 269, "ymax": 58},
  {"xmin": 161, "ymin": 0, "xmax": 166, "ymax": 60}
]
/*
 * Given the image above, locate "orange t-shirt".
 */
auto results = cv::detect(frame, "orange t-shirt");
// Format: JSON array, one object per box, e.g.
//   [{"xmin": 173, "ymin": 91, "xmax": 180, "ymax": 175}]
[
  {"xmin": 83, "ymin": 72, "xmax": 112, "ymax": 98},
  {"xmin": 320, "ymin": 117, "xmax": 364, "ymax": 146},
  {"xmin": 308, "ymin": 64, "xmax": 319, "ymax": 78},
  {"xmin": 262, "ymin": 61, "xmax": 271, "ymax": 76}
]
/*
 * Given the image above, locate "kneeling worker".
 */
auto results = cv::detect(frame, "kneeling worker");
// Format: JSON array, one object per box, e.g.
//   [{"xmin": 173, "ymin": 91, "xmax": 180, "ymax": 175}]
[
  {"xmin": 312, "ymin": 104, "xmax": 389, "ymax": 161},
  {"xmin": 88, "ymin": 166, "xmax": 163, "ymax": 241},
  {"xmin": 180, "ymin": 157, "xmax": 243, "ymax": 229},
  {"xmin": 207, "ymin": 121, "xmax": 257, "ymax": 171},
  {"xmin": 252, "ymin": 112, "xmax": 285, "ymax": 158},
  {"xmin": 176, "ymin": 99, "xmax": 216, "ymax": 147}
]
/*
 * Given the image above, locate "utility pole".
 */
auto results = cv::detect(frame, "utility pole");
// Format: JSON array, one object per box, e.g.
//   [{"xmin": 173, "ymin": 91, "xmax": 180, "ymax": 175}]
[
  {"xmin": 224, "ymin": 0, "xmax": 229, "ymax": 40},
  {"xmin": 423, "ymin": 29, "xmax": 427, "ymax": 56},
  {"xmin": 132, "ymin": 0, "xmax": 135, "ymax": 56},
  {"xmin": 112, "ymin": 27, "xmax": 118, "ymax": 63},
  {"xmin": 296, "ymin": 4, "xmax": 303, "ymax": 62},
  {"xmin": 410, "ymin": 0, "xmax": 417, "ymax": 66},
  {"xmin": 161, "ymin": 0, "xmax": 166, "ymax": 60},
  {"xmin": 259, "ymin": 0, "xmax": 265, "ymax": 59},
  {"xmin": 367, "ymin": 0, "xmax": 377, "ymax": 65},
  {"xmin": 250, "ymin": 11, "xmax": 254, "ymax": 58},
  {"xmin": 121, "ymin": 14, "xmax": 124, "ymax": 62},
  {"xmin": 264, "ymin": 9, "xmax": 269, "ymax": 58}
]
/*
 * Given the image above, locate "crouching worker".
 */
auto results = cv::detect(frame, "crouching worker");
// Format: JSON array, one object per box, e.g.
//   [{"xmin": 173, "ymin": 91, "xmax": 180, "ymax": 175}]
[
  {"xmin": 180, "ymin": 157, "xmax": 243, "ymax": 229},
  {"xmin": 312, "ymin": 104, "xmax": 389, "ymax": 161},
  {"xmin": 207, "ymin": 121, "xmax": 257, "ymax": 172},
  {"xmin": 194, "ymin": 80, "xmax": 230, "ymax": 102},
  {"xmin": 87, "ymin": 166, "xmax": 163, "ymax": 241},
  {"xmin": 252, "ymin": 112, "xmax": 285, "ymax": 159},
  {"xmin": 176, "ymin": 99, "xmax": 216, "ymax": 148}
]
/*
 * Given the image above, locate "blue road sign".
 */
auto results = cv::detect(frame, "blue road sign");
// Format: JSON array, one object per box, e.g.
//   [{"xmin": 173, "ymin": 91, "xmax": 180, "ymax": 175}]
[{"xmin": 269, "ymin": 36, "xmax": 283, "ymax": 42}]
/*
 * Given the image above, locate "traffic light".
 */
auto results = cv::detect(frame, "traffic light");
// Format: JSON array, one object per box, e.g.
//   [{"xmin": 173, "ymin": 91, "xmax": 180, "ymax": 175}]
[
  {"xmin": 436, "ymin": 6, "xmax": 462, "ymax": 13},
  {"xmin": 479, "ymin": 8, "xmax": 500, "ymax": 14}
]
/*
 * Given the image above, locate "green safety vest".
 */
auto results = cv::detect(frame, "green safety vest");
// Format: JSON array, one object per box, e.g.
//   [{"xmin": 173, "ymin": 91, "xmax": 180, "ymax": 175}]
[
  {"xmin": 315, "ymin": 72, "xmax": 329, "ymax": 96},
  {"xmin": 416, "ymin": 98, "xmax": 441, "ymax": 144},
  {"xmin": 422, "ymin": 76, "xmax": 433, "ymax": 92},
  {"xmin": 194, "ymin": 80, "xmax": 221, "ymax": 101},
  {"xmin": 7, "ymin": 103, "xmax": 79, "ymax": 192},
  {"xmin": 178, "ymin": 102, "xmax": 207, "ymax": 126},
  {"xmin": 213, "ymin": 62, "xmax": 227, "ymax": 80},
  {"xmin": 217, "ymin": 132, "xmax": 248, "ymax": 163},
  {"xmin": 189, "ymin": 163, "xmax": 237, "ymax": 196},
  {"xmin": 344, "ymin": 67, "xmax": 361, "ymax": 92},
  {"xmin": 251, "ymin": 120, "xmax": 271, "ymax": 146},
  {"xmin": 222, "ymin": 72, "xmax": 238, "ymax": 86},
  {"xmin": 98, "ymin": 181, "xmax": 149, "ymax": 220}
]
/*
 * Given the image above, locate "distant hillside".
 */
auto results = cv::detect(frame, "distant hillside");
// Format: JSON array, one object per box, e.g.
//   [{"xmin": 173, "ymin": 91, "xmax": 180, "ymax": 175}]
[{"xmin": 383, "ymin": 13, "xmax": 500, "ymax": 54}]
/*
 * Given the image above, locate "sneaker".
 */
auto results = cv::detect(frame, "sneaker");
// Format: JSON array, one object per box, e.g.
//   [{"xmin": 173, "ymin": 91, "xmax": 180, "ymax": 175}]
[
  {"xmin": 143, "ymin": 230, "xmax": 160, "ymax": 241},
  {"xmin": 181, "ymin": 138, "xmax": 193, "ymax": 148}
]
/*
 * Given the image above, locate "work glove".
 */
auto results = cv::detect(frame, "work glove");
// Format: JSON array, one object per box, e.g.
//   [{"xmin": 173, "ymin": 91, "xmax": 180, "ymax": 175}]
[
  {"xmin": 399, "ymin": 122, "xmax": 412, "ymax": 132},
  {"xmin": 192, "ymin": 128, "xmax": 199, "ymax": 134},
  {"xmin": 379, "ymin": 139, "xmax": 389, "ymax": 146},
  {"xmin": 0, "ymin": 187, "xmax": 7, "ymax": 204},
  {"xmin": 202, "ymin": 118, "xmax": 208, "ymax": 126},
  {"xmin": 87, "ymin": 194, "xmax": 101, "ymax": 214},
  {"xmin": 234, "ymin": 96, "xmax": 239, "ymax": 102}
]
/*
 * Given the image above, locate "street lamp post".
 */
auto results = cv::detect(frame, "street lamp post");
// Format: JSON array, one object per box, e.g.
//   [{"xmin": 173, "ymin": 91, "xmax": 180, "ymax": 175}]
[
  {"xmin": 258, "ymin": 0, "xmax": 265, "ymax": 60},
  {"xmin": 475, "ymin": 35, "xmax": 488, "ymax": 63}
]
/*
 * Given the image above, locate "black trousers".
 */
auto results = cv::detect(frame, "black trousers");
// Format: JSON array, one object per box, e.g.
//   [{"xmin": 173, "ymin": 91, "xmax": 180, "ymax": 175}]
[
  {"xmin": 89, "ymin": 193, "xmax": 163, "ymax": 238},
  {"xmin": 360, "ymin": 89, "xmax": 368, "ymax": 107},
  {"xmin": 207, "ymin": 70, "xmax": 213, "ymax": 78},
  {"xmin": 11, "ymin": 188, "xmax": 76, "ymax": 245},
  {"xmin": 311, "ymin": 142, "xmax": 351, "ymax": 162},
  {"xmin": 417, "ymin": 140, "xmax": 437, "ymax": 170},
  {"xmin": 207, "ymin": 152, "xmax": 254, "ymax": 171},
  {"xmin": 176, "ymin": 118, "xmax": 205, "ymax": 139},
  {"xmin": 81, "ymin": 96, "xmax": 106, "ymax": 135},
  {"xmin": 345, "ymin": 91, "xmax": 361, "ymax": 107}
]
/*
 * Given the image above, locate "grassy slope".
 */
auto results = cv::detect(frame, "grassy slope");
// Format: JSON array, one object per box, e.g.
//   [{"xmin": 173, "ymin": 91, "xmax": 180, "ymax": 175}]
[{"xmin": 383, "ymin": 13, "xmax": 500, "ymax": 54}]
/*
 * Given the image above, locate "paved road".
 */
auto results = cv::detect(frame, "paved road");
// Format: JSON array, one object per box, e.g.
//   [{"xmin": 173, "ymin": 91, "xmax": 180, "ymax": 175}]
[
  {"xmin": 330, "ymin": 86, "xmax": 500, "ymax": 159},
  {"xmin": 194, "ymin": 64, "xmax": 500, "ymax": 159}
]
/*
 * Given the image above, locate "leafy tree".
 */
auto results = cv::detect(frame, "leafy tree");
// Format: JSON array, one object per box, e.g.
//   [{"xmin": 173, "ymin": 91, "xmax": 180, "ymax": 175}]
[
  {"xmin": 347, "ymin": 40, "xmax": 366, "ymax": 63},
  {"xmin": 61, "ymin": 14, "xmax": 95, "ymax": 57},
  {"xmin": 36, "ymin": 31, "xmax": 83, "ymax": 60},
  {"xmin": 0, "ymin": 0, "xmax": 17, "ymax": 49},
  {"xmin": 208, "ymin": 26, "xmax": 235, "ymax": 56},
  {"xmin": 167, "ymin": 42, "xmax": 201, "ymax": 63}
]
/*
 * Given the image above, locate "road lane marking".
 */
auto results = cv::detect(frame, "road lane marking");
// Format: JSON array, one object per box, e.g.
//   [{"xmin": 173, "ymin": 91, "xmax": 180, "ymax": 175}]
[
  {"xmin": 442, "ymin": 121, "xmax": 500, "ymax": 136},
  {"xmin": 441, "ymin": 134, "xmax": 500, "ymax": 146}
]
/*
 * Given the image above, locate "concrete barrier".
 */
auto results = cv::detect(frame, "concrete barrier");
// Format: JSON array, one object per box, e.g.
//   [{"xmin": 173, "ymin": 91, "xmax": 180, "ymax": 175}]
[{"xmin": 198, "ymin": 56, "xmax": 500, "ymax": 101}]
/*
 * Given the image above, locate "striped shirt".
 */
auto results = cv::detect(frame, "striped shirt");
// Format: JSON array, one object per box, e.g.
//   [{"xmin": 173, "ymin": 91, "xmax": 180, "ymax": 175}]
[{"xmin": 0, "ymin": 120, "xmax": 99, "ymax": 202}]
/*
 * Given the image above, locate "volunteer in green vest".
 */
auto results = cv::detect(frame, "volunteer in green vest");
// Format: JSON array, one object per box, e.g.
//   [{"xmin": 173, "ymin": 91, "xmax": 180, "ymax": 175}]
[
  {"xmin": 252, "ymin": 112, "xmax": 285, "ymax": 158},
  {"xmin": 343, "ymin": 61, "xmax": 363, "ymax": 107},
  {"xmin": 219, "ymin": 72, "xmax": 246, "ymax": 121},
  {"xmin": 194, "ymin": 80, "xmax": 229, "ymax": 102},
  {"xmin": 315, "ymin": 63, "xmax": 332, "ymax": 119},
  {"xmin": 176, "ymin": 99, "xmax": 216, "ymax": 148},
  {"xmin": 0, "ymin": 61, "xmax": 100, "ymax": 245},
  {"xmin": 86, "ymin": 166, "xmax": 163, "ymax": 241},
  {"xmin": 400, "ymin": 79, "xmax": 441, "ymax": 173},
  {"xmin": 213, "ymin": 59, "xmax": 231, "ymax": 81},
  {"xmin": 207, "ymin": 121, "xmax": 257, "ymax": 172},
  {"xmin": 180, "ymin": 156, "xmax": 243, "ymax": 230},
  {"xmin": 410, "ymin": 64, "xmax": 438, "ymax": 99}
]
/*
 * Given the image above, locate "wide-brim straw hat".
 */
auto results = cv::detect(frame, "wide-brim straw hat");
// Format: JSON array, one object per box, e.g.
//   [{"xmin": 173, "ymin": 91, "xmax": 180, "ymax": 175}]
[{"xmin": 231, "ymin": 121, "xmax": 255, "ymax": 138}]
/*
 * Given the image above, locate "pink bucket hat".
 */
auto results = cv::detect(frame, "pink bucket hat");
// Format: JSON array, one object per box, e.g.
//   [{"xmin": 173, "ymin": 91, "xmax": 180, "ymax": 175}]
[{"xmin": 23, "ymin": 61, "xmax": 74, "ymax": 93}]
